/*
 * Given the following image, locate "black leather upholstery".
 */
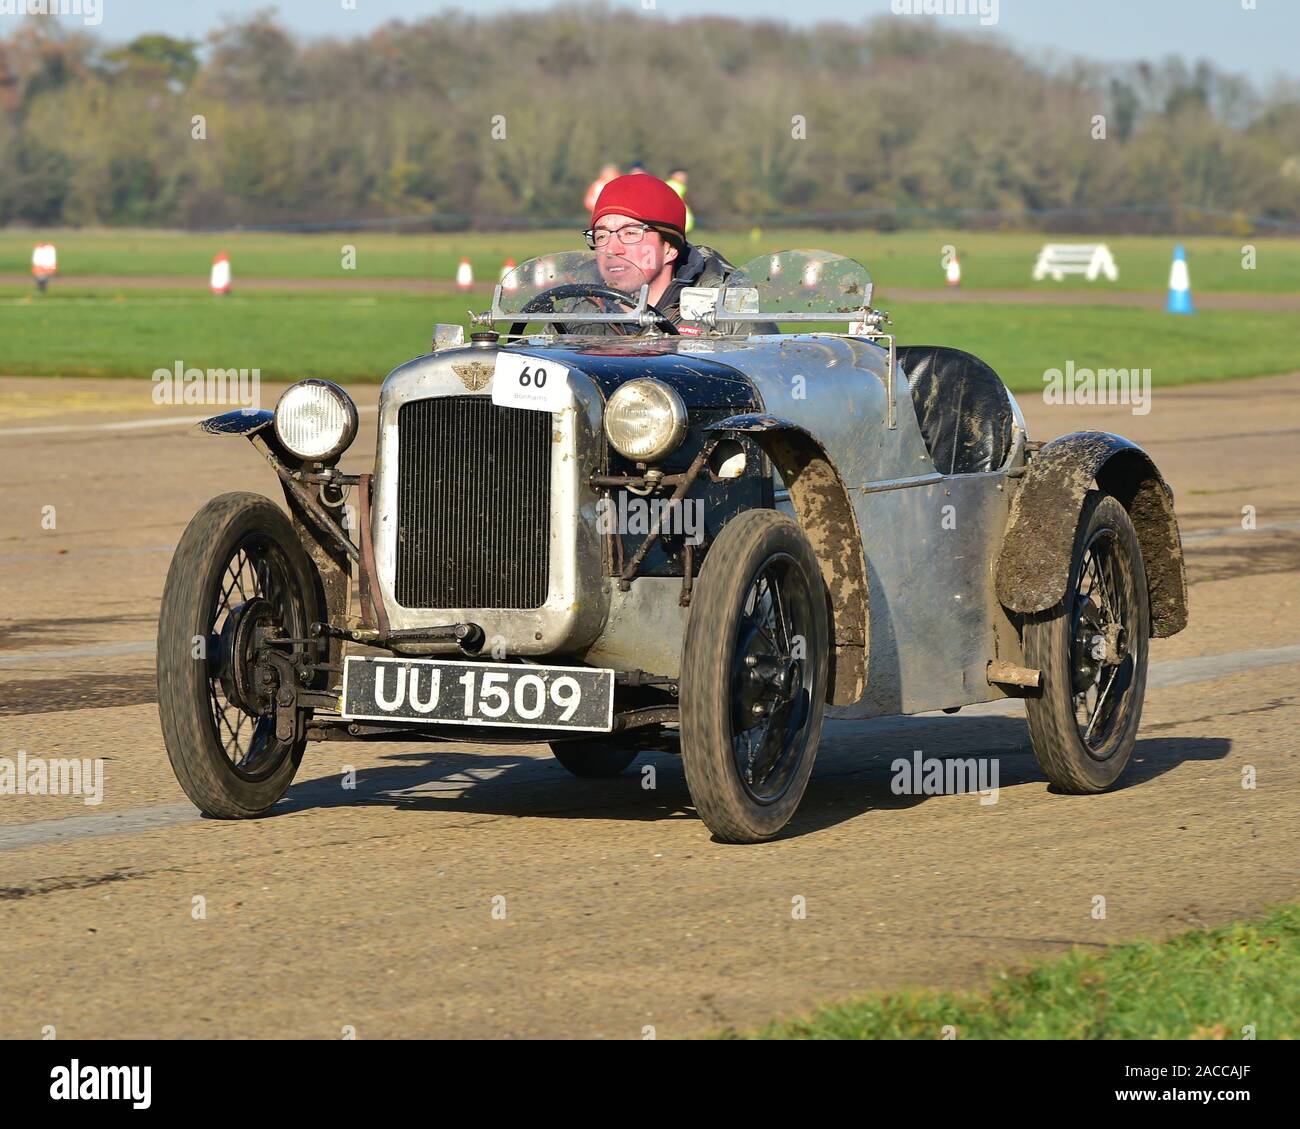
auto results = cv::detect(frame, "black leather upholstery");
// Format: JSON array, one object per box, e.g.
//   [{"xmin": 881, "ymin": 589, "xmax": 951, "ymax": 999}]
[{"xmin": 896, "ymin": 345, "xmax": 1014, "ymax": 475}]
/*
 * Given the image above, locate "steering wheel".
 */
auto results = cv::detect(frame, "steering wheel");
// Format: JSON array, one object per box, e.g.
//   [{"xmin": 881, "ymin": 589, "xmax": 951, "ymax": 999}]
[{"xmin": 508, "ymin": 282, "xmax": 678, "ymax": 338}]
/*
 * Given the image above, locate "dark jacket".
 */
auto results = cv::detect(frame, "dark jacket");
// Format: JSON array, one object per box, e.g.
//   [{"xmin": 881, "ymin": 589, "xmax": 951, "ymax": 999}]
[{"xmin": 578, "ymin": 244, "xmax": 780, "ymax": 338}]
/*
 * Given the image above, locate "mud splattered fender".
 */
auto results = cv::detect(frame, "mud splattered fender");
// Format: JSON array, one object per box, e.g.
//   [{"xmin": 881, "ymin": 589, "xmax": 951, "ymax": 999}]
[
  {"xmin": 707, "ymin": 414, "xmax": 868, "ymax": 704},
  {"xmin": 995, "ymin": 431, "xmax": 1188, "ymax": 637}
]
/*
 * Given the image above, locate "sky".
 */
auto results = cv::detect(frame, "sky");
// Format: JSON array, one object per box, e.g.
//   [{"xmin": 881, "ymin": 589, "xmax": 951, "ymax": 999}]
[{"xmin": 22, "ymin": 0, "xmax": 1300, "ymax": 85}]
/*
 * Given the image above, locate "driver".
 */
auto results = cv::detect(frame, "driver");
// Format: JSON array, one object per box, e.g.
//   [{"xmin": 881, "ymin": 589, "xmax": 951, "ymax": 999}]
[{"xmin": 582, "ymin": 174, "xmax": 778, "ymax": 337}]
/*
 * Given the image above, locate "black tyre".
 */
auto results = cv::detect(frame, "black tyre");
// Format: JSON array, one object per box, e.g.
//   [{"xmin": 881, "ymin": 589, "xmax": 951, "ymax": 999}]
[
  {"xmin": 1023, "ymin": 492, "xmax": 1150, "ymax": 792},
  {"xmin": 679, "ymin": 510, "xmax": 829, "ymax": 842},
  {"xmin": 550, "ymin": 740, "xmax": 639, "ymax": 778},
  {"xmin": 157, "ymin": 492, "xmax": 323, "ymax": 818}
]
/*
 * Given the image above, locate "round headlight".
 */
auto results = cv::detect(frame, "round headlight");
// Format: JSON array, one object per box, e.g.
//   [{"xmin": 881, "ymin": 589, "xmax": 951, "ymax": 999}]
[
  {"xmin": 604, "ymin": 379, "xmax": 688, "ymax": 463},
  {"xmin": 274, "ymin": 380, "xmax": 358, "ymax": 462}
]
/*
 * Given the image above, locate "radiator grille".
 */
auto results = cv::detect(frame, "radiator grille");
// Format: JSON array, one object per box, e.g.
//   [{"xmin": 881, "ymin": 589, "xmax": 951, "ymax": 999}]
[{"xmin": 395, "ymin": 396, "xmax": 551, "ymax": 609}]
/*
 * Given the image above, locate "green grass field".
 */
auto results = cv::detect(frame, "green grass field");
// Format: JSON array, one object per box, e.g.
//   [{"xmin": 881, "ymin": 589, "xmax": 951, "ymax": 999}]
[
  {"xmin": 3, "ymin": 227, "xmax": 1299, "ymax": 293},
  {"xmin": 3, "ymin": 285, "xmax": 1295, "ymax": 390},
  {"xmin": 737, "ymin": 902, "xmax": 1300, "ymax": 1039},
  {"xmin": 3, "ymin": 226, "xmax": 1295, "ymax": 389}
]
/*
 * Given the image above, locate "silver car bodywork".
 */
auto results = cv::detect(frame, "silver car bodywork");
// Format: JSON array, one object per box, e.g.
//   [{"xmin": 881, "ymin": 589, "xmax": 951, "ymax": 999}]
[
  {"xmin": 177, "ymin": 247, "xmax": 1191, "ymax": 842},
  {"xmin": 370, "ymin": 331, "xmax": 1030, "ymax": 720}
]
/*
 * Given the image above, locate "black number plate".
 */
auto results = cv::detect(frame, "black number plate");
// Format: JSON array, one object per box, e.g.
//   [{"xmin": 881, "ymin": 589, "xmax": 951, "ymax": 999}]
[{"xmin": 341, "ymin": 657, "xmax": 614, "ymax": 732}]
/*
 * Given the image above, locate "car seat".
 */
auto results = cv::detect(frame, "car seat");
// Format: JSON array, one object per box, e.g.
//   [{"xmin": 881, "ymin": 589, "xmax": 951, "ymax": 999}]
[{"xmin": 895, "ymin": 345, "xmax": 1015, "ymax": 475}]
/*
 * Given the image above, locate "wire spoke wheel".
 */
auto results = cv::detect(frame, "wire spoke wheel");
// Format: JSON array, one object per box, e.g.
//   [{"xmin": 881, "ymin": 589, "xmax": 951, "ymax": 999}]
[
  {"xmin": 1023, "ymin": 493, "xmax": 1150, "ymax": 793},
  {"xmin": 1069, "ymin": 531, "xmax": 1139, "ymax": 755},
  {"xmin": 731, "ymin": 554, "xmax": 814, "ymax": 804},
  {"xmin": 205, "ymin": 536, "xmax": 308, "ymax": 780},
  {"xmin": 157, "ymin": 493, "xmax": 323, "ymax": 819},
  {"xmin": 680, "ymin": 511, "xmax": 829, "ymax": 842}
]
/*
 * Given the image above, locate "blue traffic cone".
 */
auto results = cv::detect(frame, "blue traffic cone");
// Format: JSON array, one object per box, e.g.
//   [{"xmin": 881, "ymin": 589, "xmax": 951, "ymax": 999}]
[{"xmin": 1167, "ymin": 244, "xmax": 1195, "ymax": 315}]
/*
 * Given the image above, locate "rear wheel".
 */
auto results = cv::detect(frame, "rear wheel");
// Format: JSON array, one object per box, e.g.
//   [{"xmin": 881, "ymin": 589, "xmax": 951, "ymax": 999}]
[
  {"xmin": 550, "ymin": 740, "xmax": 638, "ymax": 778},
  {"xmin": 1023, "ymin": 492, "xmax": 1150, "ymax": 792},
  {"xmin": 679, "ymin": 511, "xmax": 829, "ymax": 843},
  {"xmin": 157, "ymin": 492, "xmax": 324, "ymax": 818}
]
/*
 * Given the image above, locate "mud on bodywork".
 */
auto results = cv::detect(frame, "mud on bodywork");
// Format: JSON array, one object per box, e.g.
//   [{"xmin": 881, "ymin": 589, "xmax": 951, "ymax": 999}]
[
  {"xmin": 995, "ymin": 431, "xmax": 1189, "ymax": 637},
  {"xmin": 709, "ymin": 414, "xmax": 868, "ymax": 704}
]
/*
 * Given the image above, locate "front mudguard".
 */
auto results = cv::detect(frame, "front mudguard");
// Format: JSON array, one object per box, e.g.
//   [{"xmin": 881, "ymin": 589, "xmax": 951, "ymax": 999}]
[
  {"xmin": 707, "ymin": 413, "xmax": 868, "ymax": 705},
  {"xmin": 197, "ymin": 407, "xmax": 275, "ymax": 437},
  {"xmin": 197, "ymin": 409, "xmax": 355, "ymax": 671},
  {"xmin": 995, "ymin": 431, "xmax": 1188, "ymax": 637}
]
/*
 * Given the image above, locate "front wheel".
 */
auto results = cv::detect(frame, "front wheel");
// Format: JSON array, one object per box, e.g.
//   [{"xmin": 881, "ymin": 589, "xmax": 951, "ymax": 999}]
[
  {"xmin": 157, "ymin": 492, "xmax": 324, "ymax": 818},
  {"xmin": 679, "ymin": 511, "xmax": 829, "ymax": 842},
  {"xmin": 1023, "ymin": 492, "xmax": 1150, "ymax": 792}
]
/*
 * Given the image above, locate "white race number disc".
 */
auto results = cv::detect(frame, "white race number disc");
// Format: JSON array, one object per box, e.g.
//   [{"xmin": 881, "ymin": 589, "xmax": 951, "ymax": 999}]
[{"xmin": 491, "ymin": 353, "xmax": 570, "ymax": 412}]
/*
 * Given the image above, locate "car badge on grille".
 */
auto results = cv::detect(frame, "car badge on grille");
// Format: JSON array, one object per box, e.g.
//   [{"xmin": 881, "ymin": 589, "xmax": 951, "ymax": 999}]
[{"xmin": 452, "ymin": 360, "xmax": 493, "ymax": 391}]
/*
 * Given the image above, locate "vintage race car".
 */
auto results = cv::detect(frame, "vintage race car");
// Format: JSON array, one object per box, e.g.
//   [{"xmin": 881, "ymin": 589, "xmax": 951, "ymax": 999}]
[{"xmin": 157, "ymin": 249, "xmax": 1189, "ymax": 842}]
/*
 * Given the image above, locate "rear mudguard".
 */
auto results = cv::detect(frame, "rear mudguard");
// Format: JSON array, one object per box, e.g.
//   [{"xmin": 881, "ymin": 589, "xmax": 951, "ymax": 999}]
[{"xmin": 995, "ymin": 431, "xmax": 1188, "ymax": 637}]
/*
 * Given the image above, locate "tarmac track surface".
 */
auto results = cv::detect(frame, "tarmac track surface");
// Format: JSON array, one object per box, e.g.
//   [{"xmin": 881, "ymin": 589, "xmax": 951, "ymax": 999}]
[{"xmin": 0, "ymin": 372, "xmax": 1296, "ymax": 1038}]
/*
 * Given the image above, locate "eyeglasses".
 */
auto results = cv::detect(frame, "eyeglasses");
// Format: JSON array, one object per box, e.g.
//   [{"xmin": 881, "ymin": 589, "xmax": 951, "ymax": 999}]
[{"xmin": 583, "ymin": 223, "xmax": 654, "ymax": 250}]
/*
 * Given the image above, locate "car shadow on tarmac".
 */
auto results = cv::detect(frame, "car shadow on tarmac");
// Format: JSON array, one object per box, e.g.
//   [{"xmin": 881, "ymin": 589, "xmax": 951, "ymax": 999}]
[
  {"xmin": 272, "ymin": 717, "xmax": 1232, "ymax": 842},
  {"xmin": 0, "ymin": 612, "xmax": 157, "ymax": 650}
]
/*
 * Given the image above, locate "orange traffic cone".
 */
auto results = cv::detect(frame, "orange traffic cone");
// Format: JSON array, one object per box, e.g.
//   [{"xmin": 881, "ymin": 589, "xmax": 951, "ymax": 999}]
[
  {"xmin": 455, "ymin": 257, "xmax": 473, "ymax": 292},
  {"xmin": 31, "ymin": 242, "xmax": 57, "ymax": 293},
  {"xmin": 946, "ymin": 252, "xmax": 961, "ymax": 288},
  {"xmin": 500, "ymin": 258, "xmax": 519, "ymax": 294},
  {"xmin": 210, "ymin": 252, "xmax": 232, "ymax": 295}
]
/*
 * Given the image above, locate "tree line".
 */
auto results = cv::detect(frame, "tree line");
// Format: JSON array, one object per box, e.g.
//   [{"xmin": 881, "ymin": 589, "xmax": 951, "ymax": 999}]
[{"xmin": 1, "ymin": 4, "xmax": 1298, "ymax": 232}]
